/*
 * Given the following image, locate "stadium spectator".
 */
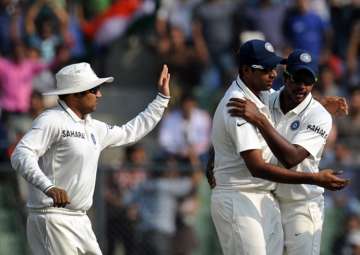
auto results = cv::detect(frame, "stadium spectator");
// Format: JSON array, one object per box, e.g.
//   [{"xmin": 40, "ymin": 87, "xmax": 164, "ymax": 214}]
[
  {"xmin": 332, "ymin": 214, "xmax": 360, "ymax": 255},
  {"xmin": 244, "ymin": 0, "xmax": 287, "ymax": 52},
  {"xmin": 158, "ymin": 93, "xmax": 211, "ymax": 168},
  {"xmin": 315, "ymin": 65, "xmax": 344, "ymax": 97},
  {"xmin": 192, "ymin": 0, "xmax": 239, "ymax": 88},
  {"xmin": 25, "ymin": 0, "xmax": 69, "ymax": 63},
  {"xmin": 0, "ymin": 0, "xmax": 25, "ymax": 56},
  {"xmin": 104, "ymin": 144, "xmax": 148, "ymax": 255},
  {"xmin": 0, "ymin": 41, "xmax": 48, "ymax": 123},
  {"xmin": 155, "ymin": 0, "xmax": 202, "ymax": 41},
  {"xmin": 156, "ymin": 25, "xmax": 207, "ymax": 91},
  {"xmin": 282, "ymin": 0, "xmax": 332, "ymax": 64},
  {"xmin": 346, "ymin": 20, "xmax": 360, "ymax": 89},
  {"xmin": 336, "ymin": 88, "xmax": 360, "ymax": 155},
  {"xmin": 128, "ymin": 158, "xmax": 195, "ymax": 255}
]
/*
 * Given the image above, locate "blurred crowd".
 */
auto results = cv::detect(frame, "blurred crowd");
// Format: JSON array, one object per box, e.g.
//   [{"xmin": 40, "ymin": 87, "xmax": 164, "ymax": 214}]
[{"xmin": 0, "ymin": 0, "xmax": 359, "ymax": 254}]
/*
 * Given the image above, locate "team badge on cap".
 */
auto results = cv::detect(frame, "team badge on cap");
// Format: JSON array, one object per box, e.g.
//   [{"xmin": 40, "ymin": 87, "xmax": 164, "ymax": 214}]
[
  {"xmin": 300, "ymin": 53, "xmax": 312, "ymax": 63},
  {"xmin": 290, "ymin": 120, "xmax": 300, "ymax": 130},
  {"xmin": 264, "ymin": 42, "xmax": 275, "ymax": 53}
]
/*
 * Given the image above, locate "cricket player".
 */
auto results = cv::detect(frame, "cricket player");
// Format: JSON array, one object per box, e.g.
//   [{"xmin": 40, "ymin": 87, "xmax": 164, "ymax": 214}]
[
  {"xmin": 210, "ymin": 40, "xmax": 348, "ymax": 255},
  {"xmin": 11, "ymin": 63, "xmax": 171, "ymax": 255},
  {"xmin": 227, "ymin": 49, "xmax": 343, "ymax": 255}
]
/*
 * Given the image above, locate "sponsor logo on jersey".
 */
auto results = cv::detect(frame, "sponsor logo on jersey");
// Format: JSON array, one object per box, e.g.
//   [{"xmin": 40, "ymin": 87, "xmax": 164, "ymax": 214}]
[
  {"xmin": 290, "ymin": 120, "xmax": 300, "ymax": 130},
  {"xmin": 306, "ymin": 124, "xmax": 328, "ymax": 138},
  {"xmin": 61, "ymin": 130, "xmax": 85, "ymax": 139}
]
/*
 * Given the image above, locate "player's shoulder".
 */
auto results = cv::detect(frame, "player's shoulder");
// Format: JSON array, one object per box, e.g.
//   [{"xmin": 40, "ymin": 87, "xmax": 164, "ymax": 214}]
[
  {"xmin": 91, "ymin": 118, "xmax": 107, "ymax": 128},
  {"xmin": 268, "ymin": 89, "xmax": 281, "ymax": 106},
  {"xmin": 310, "ymin": 99, "xmax": 332, "ymax": 118},
  {"xmin": 31, "ymin": 107, "xmax": 66, "ymax": 131},
  {"xmin": 224, "ymin": 83, "xmax": 246, "ymax": 99},
  {"xmin": 91, "ymin": 118, "xmax": 116, "ymax": 133},
  {"xmin": 306, "ymin": 98, "xmax": 332, "ymax": 123},
  {"xmin": 34, "ymin": 107, "xmax": 64, "ymax": 124}
]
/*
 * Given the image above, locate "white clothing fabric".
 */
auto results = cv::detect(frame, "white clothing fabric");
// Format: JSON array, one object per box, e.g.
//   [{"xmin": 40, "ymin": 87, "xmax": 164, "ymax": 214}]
[
  {"xmin": 269, "ymin": 90, "xmax": 332, "ymax": 201},
  {"xmin": 211, "ymin": 189, "xmax": 283, "ymax": 255},
  {"xmin": 159, "ymin": 107, "xmax": 211, "ymax": 157},
  {"xmin": 27, "ymin": 209, "xmax": 102, "ymax": 255},
  {"xmin": 210, "ymin": 77, "xmax": 282, "ymax": 255},
  {"xmin": 281, "ymin": 196, "xmax": 324, "ymax": 255},
  {"xmin": 211, "ymin": 76, "xmax": 275, "ymax": 191},
  {"xmin": 11, "ymin": 94, "xmax": 169, "ymax": 210},
  {"xmin": 43, "ymin": 62, "xmax": 113, "ymax": 96}
]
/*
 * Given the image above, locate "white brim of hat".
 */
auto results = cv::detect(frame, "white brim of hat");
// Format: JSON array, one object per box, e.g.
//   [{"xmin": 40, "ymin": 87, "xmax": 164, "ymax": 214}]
[{"xmin": 43, "ymin": 77, "xmax": 114, "ymax": 96}]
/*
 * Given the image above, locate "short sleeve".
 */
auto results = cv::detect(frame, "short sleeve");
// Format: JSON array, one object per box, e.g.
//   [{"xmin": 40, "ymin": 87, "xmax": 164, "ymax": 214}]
[
  {"xmin": 292, "ymin": 110, "xmax": 332, "ymax": 158},
  {"xmin": 226, "ymin": 116, "xmax": 262, "ymax": 154}
]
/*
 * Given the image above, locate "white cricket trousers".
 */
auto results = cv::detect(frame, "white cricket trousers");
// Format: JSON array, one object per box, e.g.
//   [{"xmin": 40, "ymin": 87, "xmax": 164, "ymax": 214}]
[
  {"xmin": 211, "ymin": 189, "xmax": 283, "ymax": 255},
  {"xmin": 27, "ymin": 208, "xmax": 102, "ymax": 255},
  {"xmin": 280, "ymin": 196, "xmax": 324, "ymax": 255}
]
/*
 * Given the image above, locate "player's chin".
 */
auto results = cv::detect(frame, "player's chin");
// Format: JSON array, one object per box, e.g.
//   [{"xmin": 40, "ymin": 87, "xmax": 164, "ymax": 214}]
[{"xmin": 264, "ymin": 82, "xmax": 273, "ymax": 90}]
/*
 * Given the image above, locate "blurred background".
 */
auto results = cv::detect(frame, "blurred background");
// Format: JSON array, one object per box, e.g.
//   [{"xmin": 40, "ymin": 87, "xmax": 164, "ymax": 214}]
[{"xmin": 0, "ymin": 0, "xmax": 359, "ymax": 254}]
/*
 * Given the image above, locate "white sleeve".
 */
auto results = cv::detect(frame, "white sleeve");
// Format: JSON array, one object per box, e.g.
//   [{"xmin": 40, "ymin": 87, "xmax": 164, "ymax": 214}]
[
  {"xmin": 100, "ymin": 94, "xmax": 170, "ymax": 149},
  {"xmin": 11, "ymin": 113, "xmax": 60, "ymax": 193},
  {"xmin": 292, "ymin": 111, "xmax": 332, "ymax": 158},
  {"xmin": 226, "ymin": 115, "xmax": 262, "ymax": 154}
]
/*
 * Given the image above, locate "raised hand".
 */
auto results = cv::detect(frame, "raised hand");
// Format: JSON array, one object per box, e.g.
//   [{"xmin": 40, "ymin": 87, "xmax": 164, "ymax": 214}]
[
  {"xmin": 46, "ymin": 187, "xmax": 71, "ymax": 208},
  {"xmin": 227, "ymin": 98, "xmax": 264, "ymax": 125},
  {"xmin": 321, "ymin": 96, "xmax": 348, "ymax": 116},
  {"xmin": 158, "ymin": 64, "xmax": 170, "ymax": 97},
  {"xmin": 314, "ymin": 169, "xmax": 350, "ymax": 191}
]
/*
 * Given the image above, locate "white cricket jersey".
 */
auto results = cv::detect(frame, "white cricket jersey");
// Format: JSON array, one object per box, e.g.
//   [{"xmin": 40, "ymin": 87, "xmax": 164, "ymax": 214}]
[
  {"xmin": 11, "ymin": 94, "xmax": 169, "ymax": 210},
  {"xmin": 269, "ymin": 89, "xmax": 332, "ymax": 201},
  {"xmin": 211, "ymin": 76, "xmax": 276, "ymax": 191}
]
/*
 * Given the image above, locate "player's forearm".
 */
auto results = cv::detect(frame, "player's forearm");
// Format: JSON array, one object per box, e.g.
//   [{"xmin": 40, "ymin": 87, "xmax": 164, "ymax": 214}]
[
  {"xmin": 250, "ymin": 162, "xmax": 316, "ymax": 185},
  {"xmin": 11, "ymin": 147, "xmax": 54, "ymax": 193},
  {"xmin": 255, "ymin": 117, "xmax": 304, "ymax": 168}
]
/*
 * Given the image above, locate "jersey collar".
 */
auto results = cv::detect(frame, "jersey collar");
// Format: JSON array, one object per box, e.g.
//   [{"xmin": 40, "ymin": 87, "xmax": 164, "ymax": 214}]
[
  {"xmin": 275, "ymin": 88, "xmax": 313, "ymax": 116},
  {"xmin": 58, "ymin": 100, "xmax": 92, "ymax": 123}
]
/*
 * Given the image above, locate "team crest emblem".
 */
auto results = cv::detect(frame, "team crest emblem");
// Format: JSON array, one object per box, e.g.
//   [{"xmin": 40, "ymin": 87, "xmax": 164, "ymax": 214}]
[
  {"xmin": 290, "ymin": 120, "xmax": 300, "ymax": 130},
  {"xmin": 265, "ymin": 42, "xmax": 274, "ymax": 53},
  {"xmin": 300, "ymin": 53, "xmax": 311, "ymax": 63},
  {"xmin": 91, "ymin": 133, "xmax": 96, "ymax": 145}
]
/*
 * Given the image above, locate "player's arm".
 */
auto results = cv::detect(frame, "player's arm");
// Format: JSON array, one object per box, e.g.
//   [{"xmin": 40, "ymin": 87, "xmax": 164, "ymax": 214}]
[
  {"xmin": 241, "ymin": 149, "xmax": 348, "ymax": 190},
  {"xmin": 227, "ymin": 98, "xmax": 308, "ymax": 168},
  {"xmin": 314, "ymin": 95, "xmax": 348, "ymax": 116},
  {"xmin": 99, "ymin": 65, "xmax": 170, "ymax": 149},
  {"xmin": 10, "ymin": 115, "xmax": 70, "ymax": 207}
]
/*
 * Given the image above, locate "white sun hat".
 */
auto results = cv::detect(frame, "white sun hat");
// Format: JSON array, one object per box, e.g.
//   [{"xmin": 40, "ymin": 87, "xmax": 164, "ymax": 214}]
[{"xmin": 43, "ymin": 62, "xmax": 114, "ymax": 96}]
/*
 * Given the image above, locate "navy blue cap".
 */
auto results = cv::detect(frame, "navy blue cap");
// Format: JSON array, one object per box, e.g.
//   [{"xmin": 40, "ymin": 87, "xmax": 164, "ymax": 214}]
[
  {"xmin": 283, "ymin": 49, "xmax": 318, "ymax": 81},
  {"xmin": 238, "ymin": 39, "xmax": 283, "ymax": 69}
]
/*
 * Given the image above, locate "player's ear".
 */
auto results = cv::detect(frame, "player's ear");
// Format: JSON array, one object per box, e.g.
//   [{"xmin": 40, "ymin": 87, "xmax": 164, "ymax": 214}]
[{"xmin": 242, "ymin": 65, "xmax": 254, "ymax": 78}]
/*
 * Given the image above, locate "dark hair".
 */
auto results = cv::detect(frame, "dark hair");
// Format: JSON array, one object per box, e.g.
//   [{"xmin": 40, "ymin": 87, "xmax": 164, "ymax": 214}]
[
  {"xmin": 58, "ymin": 94, "xmax": 70, "ymax": 101},
  {"xmin": 125, "ymin": 144, "xmax": 144, "ymax": 161},
  {"xmin": 180, "ymin": 92, "xmax": 196, "ymax": 104},
  {"xmin": 31, "ymin": 90, "xmax": 43, "ymax": 100}
]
